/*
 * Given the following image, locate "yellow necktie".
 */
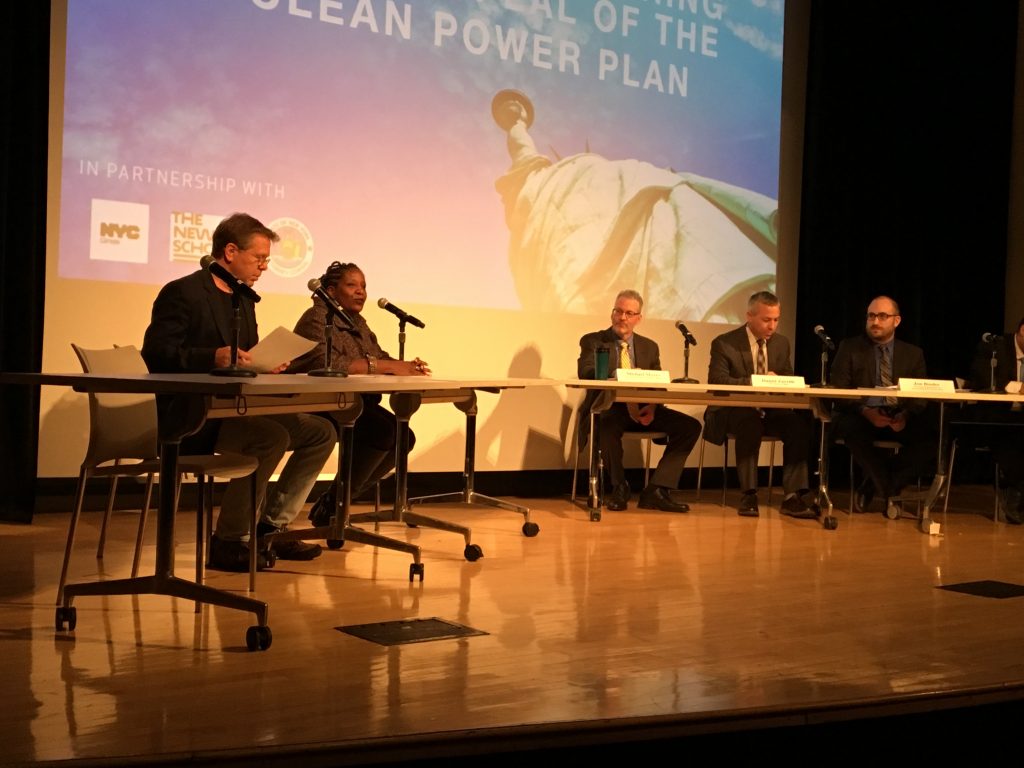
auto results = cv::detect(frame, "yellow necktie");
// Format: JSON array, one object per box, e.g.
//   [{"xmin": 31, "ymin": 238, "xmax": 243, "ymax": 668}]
[
  {"xmin": 619, "ymin": 341, "xmax": 640, "ymax": 419},
  {"xmin": 619, "ymin": 341, "xmax": 631, "ymax": 370}
]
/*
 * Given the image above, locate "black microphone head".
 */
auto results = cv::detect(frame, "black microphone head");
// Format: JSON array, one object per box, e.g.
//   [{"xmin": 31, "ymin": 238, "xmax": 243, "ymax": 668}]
[
  {"xmin": 200, "ymin": 254, "xmax": 214, "ymax": 268},
  {"xmin": 814, "ymin": 324, "xmax": 825, "ymax": 334},
  {"xmin": 308, "ymin": 278, "xmax": 322, "ymax": 291},
  {"xmin": 377, "ymin": 297, "xmax": 388, "ymax": 309}
]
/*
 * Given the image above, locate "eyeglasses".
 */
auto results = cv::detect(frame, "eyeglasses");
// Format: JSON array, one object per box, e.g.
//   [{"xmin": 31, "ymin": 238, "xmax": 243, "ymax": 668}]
[
  {"xmin": 612, "ymin": 308, "xmax": 641, "ymax": 319},
  {"xmin": 866, "ymin": 312, "xmax": 897, "ymax": 321},
  {"xmin": 254, "ymin": 255, "xmax": 271, "ymax": 267}
]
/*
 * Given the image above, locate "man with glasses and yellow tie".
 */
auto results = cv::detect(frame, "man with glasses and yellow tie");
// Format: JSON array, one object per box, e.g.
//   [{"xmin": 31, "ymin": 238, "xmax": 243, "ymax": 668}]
[
  {"xmin": 828, "ymin": 295, "xmax": 936, "ymax": 515},
  {"xmin": 577, "ymin": 290, "xmax": 701, "ymax": 512}
]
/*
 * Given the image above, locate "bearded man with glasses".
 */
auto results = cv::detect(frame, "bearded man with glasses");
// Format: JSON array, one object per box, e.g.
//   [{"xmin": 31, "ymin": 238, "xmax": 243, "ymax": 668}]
[{"xmin": 828, "ymin": 295, "xmax": 936, "ymax": 515}]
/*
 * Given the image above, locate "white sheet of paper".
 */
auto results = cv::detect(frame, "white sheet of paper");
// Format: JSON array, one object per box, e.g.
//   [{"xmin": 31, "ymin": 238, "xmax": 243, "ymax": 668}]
[{"xmin": 247, "ymin": 326, "xmax": 317, "ymax": 373}]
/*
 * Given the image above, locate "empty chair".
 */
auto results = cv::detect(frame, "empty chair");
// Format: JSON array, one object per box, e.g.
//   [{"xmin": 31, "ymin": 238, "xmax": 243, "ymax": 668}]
[{"xmin": 58, "ymin": 344, "xmax": 261, "ymax": 607}]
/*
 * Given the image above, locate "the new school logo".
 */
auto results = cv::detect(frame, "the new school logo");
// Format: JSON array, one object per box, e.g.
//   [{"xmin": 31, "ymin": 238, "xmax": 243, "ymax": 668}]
[{"xmin": 90, "ymin": 199, "xmax": 149, "ymax": 263}]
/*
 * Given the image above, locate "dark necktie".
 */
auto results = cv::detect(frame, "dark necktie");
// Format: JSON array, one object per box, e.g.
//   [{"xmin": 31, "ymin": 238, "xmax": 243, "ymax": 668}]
[
  {"xmin": 756, "ymin": 339, "xmax": 767, "ymax": 375},
  {"xmin": 880, "ymin": 346, "xmax": 897, "ymax": 406}
]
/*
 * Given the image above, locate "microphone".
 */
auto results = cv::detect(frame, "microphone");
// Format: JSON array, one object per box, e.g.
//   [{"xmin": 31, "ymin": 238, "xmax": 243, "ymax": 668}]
[
  {"xmin": 675, "ymin": 321, "xmax": 697, "ymax": 346},
  {"xmin": 813, "ymin": 324, "xmax": 835, "ymax": 350},
  {"xmin": 377, "ymin": 297, "xmax": 425, "ymax": 329},
  {"xmin": 308, "ymin": 279, "xmax": 354, "ymax": 327},
  {"xmin": 982, "ymin": 332, "xmax": 999, "ymax": 344},
  {"xmin": 200, "ymin": 255, "xmax": 261, "ymax": 303}
]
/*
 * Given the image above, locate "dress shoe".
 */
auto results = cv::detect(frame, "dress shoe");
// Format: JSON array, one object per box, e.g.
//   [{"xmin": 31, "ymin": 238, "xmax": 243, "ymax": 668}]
[
  {"xmin": 307, "ymin": 490, "xmax": 335, "ymax": 527},
  {"xmin": 854, "ymin": 480, "xmax": 875, "ymax": 513},
  {"xmin": 606, "ymin": 481, "xmax": 630, "ymax": 511},
  {"xmin": 638, "ymin": 484, "xmax": 690, "ymax": 513},
  {"xmin": 780, "ymin": 494, "xmax": 817, "ymax": 519},
  {"xmin": 257, "ymin": 522, "xmax": 323, "ymax": 561},
  {"xmin": 737, "ymin": 491, "xmax": 759, "ymax": 517},
  {"xmin": 208, "ymin": 535, "xmax": 272, "ymax": 573}
]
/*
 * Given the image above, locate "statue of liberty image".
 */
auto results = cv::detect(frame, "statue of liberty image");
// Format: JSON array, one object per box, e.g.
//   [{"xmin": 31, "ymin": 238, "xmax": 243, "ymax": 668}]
[{"xmin": 491, "ymin": 89, "xmax": 778, "ymax": 323}]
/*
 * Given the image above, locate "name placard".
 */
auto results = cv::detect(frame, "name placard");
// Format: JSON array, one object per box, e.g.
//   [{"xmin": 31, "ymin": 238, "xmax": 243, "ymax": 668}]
[
  {"xmin": 615, "ymin": 368, "xmax": 671, "ymax": 383},
  {"xmin": 898, "ymin": 378, "xmax": 956, "ymax": 394},
  {"xmin": 751, "ymin": 374, "xmax": 806, "ymax": 389}
]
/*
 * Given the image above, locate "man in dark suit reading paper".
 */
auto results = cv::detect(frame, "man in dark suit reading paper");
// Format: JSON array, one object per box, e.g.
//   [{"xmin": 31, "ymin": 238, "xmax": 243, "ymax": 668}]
[{"xmin": 142, "ymin": 212, "xmax": 335, "ymax": 571}]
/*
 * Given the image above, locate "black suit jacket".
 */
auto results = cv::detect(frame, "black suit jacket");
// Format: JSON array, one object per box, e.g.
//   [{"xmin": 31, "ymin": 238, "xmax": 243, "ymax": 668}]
[
  {"xmin": 142, "ymin": 269, "xmax": 259, "ymax": 374},
  {"xmin": 703, "ymin": 325, "xmax": 794, "ymax": 444},
  {"xmin": 829, "ymin": 334, "xmax": 927, "ymax": 416},
  {"xmin": 141, "ymin": 269, "xmax": 260, "ymax": 451},
  {"xmin": 576, "ymin": 328, "xmax": 661, "ymax": 447}
]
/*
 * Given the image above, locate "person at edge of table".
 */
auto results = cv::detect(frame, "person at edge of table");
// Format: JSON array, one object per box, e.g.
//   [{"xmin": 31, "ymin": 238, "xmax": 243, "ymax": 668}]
[
  {"xmin": 828, "ymin": 295, "xmax": 937, "ymax": 515},
  {"xmin": 291, "ymin": 260, "xmax": 430, "ymax": 525},
  {"xmin": 577, "ymin": 289, "xmax": 701, "ymax": 512},
  {"xmin": 141, "ymin": 212, "xmax": 335, "ymax": 571},
  {"xmin": 703, "ymin": 290, "xmax": 817, "ymax": 519},
  {"xmin": 964, "ymin": 316, "xmax": 1024, "ymax": 523}
]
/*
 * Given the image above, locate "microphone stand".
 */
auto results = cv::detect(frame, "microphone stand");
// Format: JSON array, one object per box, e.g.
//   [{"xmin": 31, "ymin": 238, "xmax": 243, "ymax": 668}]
[
  {"xmin": 987, "ymin": 347, "xmax": 998, "ymax": 392},
  {"xmin": 309, "ymin": 315, "xmax": 348, "ymax": 377},
  {"xmin": 397, "ymin": 318, "xmax": 407, "ymax": 361},
  {"xmin": 210, "ymin": 292, "xmax": 256, "ymax": 378},
  {"xmin": 811, "ymin": 341, "xmax": 832, "ymax": 388},
  {"xmin": 672, "ymin": 338, "xmax": 699, "ymax": 383}
]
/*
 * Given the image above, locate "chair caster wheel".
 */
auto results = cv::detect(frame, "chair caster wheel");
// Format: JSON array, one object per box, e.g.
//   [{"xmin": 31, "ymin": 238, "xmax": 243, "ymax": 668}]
[
  {"xmin": 409, "ymin": 563, "xmax": 425, "ymax": 582},
  {"xmin": 823, "ymin": 516, "xmax": 838, "ymax": 530},
  {"xmin": 464, "ymin": 544, "xmax": 483, "ymax": 562},
  {"xmin": 56, "ymin": 606, "xmax": 77, "ymax": 631},
  {"xmin": 589, "ymin": 510, "xmax": 602, "ymax": 522},
  {"xmin": 246, "ymin": 625, "xmax": 273, "ymax": 651},
  {"xmin": 522, "ymin": 522, "xmax": 540, "ymax": 537},
  {"xmin": 326, "ymin": 539, "xmax": 344, "ymax": 550}
]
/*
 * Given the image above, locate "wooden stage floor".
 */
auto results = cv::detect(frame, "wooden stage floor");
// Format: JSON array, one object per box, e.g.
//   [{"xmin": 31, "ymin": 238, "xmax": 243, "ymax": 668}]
[{"xmin": 4, "ymin": 486, "xmax": 1024, "ymax": 765}]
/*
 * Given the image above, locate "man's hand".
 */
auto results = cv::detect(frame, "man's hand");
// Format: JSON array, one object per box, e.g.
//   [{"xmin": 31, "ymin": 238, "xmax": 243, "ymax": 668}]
[
  {"xmin": 634, "ymin": 404, "xmax": 656, "ymax": 426},
  {"xmin": 889, "ymin": 411, "xmax": 907, "ymax": 432},
  {"xmin": 214, "ymin": 346, "xmax": 252, "ymax": 368},
  {"xmin": 862, "ymin": 406, "xmax": 894, "ymax": 428}
]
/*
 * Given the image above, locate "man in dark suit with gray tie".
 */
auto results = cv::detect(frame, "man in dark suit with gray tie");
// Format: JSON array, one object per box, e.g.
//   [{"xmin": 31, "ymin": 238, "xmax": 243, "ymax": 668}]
[
  {"xmin": 704, "ymin": 291, "xmax": 815, "ymax": 518},
  {"xmin": 577, "ymin": 289, "xmax": 701, "ymax": 512},
  {"xmin": 829, "ymin": 295, "xmax": 936, "ymax": 513}
]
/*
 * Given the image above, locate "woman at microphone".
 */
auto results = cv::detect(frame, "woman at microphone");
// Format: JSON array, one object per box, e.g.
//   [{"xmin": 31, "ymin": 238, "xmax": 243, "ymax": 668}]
[{"xmin": 292, "ymin": 261, "xmax": 430, "ymax": 523}]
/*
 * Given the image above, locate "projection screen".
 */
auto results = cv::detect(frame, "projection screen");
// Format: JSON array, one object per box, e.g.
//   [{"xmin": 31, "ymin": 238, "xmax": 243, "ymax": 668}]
[{"xmin": 42, "ymin": 0, "xmax": 798, "ymax": 478}]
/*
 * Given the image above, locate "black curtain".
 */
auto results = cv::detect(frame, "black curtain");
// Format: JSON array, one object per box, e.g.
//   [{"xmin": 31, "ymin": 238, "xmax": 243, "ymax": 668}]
[
  {"xmin": 0, "ymin": 2, "xmax": 49, "ymax": 523},
  {"xmin": 794, "ymin": 2, "xmax": 1019, "ymax": 382}
]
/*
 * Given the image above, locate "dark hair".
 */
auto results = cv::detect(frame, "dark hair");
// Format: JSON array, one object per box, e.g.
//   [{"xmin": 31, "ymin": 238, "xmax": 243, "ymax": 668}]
[
  {"xmin": 748, "ymin": 290, "xmax": 779, "ymax": 309},
  {"xmin": 211, "ymin": 213, "xmax": 278, "ymax": 258},
  {"xmin": 321, "ymin": 261, "xmax": 362, "ymax": 288},
  {"xmin": 1016, "ymin": 317, "xmax": 1024, "ymax": 333}
]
